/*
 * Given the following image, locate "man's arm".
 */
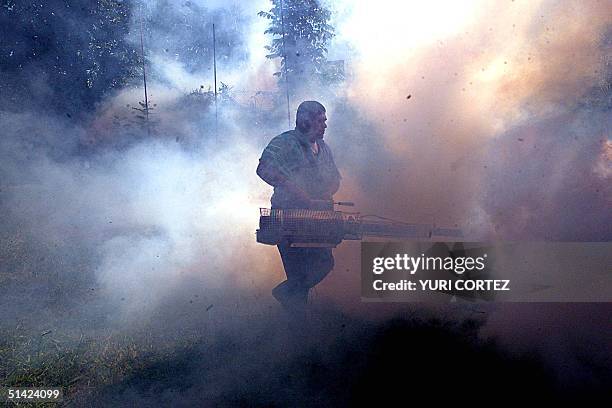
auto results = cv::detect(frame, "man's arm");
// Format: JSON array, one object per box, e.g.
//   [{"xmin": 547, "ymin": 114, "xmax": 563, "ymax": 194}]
[
  {"xmin": 256, "ymin": 159, "xmax": 285, "ymax": 187},
  {"xmin": 256, "ymin": 160, "xmax": 312, "ymax": 203}
]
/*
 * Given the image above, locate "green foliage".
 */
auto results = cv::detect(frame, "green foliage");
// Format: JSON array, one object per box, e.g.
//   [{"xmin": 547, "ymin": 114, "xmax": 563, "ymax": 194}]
[
  {"xmin": 0, "ymin": 0, "xmax": 139, "ymax": 114},
  {"xmin": 258, "ymin": 0, "xmax": 336, "ymax": 86}
]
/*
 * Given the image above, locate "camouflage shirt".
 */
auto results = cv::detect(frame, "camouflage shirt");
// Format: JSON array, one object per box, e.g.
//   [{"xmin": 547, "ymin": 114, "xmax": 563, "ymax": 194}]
[{"xmin": 259, "ymin": 129, "xmax": 341, "ymax": 209}]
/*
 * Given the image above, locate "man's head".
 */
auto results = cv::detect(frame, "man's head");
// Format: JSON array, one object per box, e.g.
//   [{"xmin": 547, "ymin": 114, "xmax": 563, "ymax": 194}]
[{"xmin": 296, "ymin": 101, "xmax": 327, "ymax": 141}]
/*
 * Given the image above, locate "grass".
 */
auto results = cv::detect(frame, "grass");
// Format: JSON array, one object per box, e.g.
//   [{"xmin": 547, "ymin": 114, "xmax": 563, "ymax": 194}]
[{"xmin": 1, "ymin": 324, "xmax": 204, "ymax": 406}]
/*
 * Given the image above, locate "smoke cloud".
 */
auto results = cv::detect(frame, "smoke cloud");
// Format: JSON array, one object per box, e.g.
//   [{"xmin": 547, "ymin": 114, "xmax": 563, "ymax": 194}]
[
  {"xmin": 329, "ymin": 0, "xmax": 610, "ymax": 239},
  {"xmin": 0, "ymin": 1, "xmax": 610, "ymax": 403}
]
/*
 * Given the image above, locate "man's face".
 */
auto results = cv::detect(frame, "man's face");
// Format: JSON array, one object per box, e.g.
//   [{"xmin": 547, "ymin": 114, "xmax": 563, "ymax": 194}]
[{"xmin": 309, "ymin": 112, "xmax": 327, "ymax": 140}]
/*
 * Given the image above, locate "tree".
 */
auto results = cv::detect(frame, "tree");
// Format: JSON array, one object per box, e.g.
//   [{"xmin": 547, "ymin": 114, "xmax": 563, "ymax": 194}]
[
  {"xmin": 143, "ymin": 1, "xmax": 248, "ymax": 75},
  {"xmin": 258, "ymin": 0, "xmax": 335, "ymax": 88},
  {"xmin": 0, "ymin": 0, "xmax": 139, "ymax": 115}
]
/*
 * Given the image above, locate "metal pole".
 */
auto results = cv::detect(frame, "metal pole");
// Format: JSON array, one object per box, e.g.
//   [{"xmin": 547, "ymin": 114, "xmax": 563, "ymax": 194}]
[
  {"xmin": 213, "ymin": 23, "xmax": 218, "ymax": 140},
  {"xmin": 139, "ymin": 5, "xmax": 150, "ymax": 136},
  {"xmin": 279, "ymin": 0, "xmax": 291, "ymax": 127}
]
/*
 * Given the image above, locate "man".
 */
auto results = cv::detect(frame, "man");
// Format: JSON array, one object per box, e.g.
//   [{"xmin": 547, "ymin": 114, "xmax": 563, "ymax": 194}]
[{"xmin": 256, "ymin": 101, "xmax": 341, "ymax": 311}]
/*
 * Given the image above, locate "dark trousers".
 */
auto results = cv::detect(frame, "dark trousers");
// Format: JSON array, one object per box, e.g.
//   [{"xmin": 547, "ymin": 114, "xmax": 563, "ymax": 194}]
[{"xmin": 274, "ymin": 244, "xmax": 334, "ymax": 308}]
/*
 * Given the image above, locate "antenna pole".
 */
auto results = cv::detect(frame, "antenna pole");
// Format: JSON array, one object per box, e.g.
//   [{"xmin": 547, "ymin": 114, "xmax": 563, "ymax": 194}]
[
  {"xmin": 213, "ymin": 23, "xmax": 218, "ymax": 140},
  {"xmin": 279, "ymin": 0, "xmax": 291, "ymax": 127},
  {"xmin": 139, "ymin": 5, "xmax": 150, "ymax": 136}
]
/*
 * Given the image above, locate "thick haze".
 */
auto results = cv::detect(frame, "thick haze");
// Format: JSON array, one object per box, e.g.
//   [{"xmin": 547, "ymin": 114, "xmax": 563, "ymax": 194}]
[
  {"xmin": 330, "ymin": 0, "xmax": 610, "ymax": 239},
  {"xmin": 0, "ymin": 0, "xmax": 609, "ymax": 361},
  {"xmin": 0, "ymin": 2, "xmax": 610, "ymax": 404}
]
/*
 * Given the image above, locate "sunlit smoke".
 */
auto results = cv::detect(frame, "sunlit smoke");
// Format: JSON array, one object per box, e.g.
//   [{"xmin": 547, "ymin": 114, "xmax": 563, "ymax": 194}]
[
  {"xmin": 1, "ymin": 0, "xmax": 609, "ymax": 320},
  {"xmin": 329, "ymin": 0, "xmax": 610, "ymax": 237},
  {"xmin": 0, "ymin": 4, "xmax": 610, "ymax": 401},
  {"xmin": 338, "ymin": 0, "xmax": 483, "ymax": 59}
]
